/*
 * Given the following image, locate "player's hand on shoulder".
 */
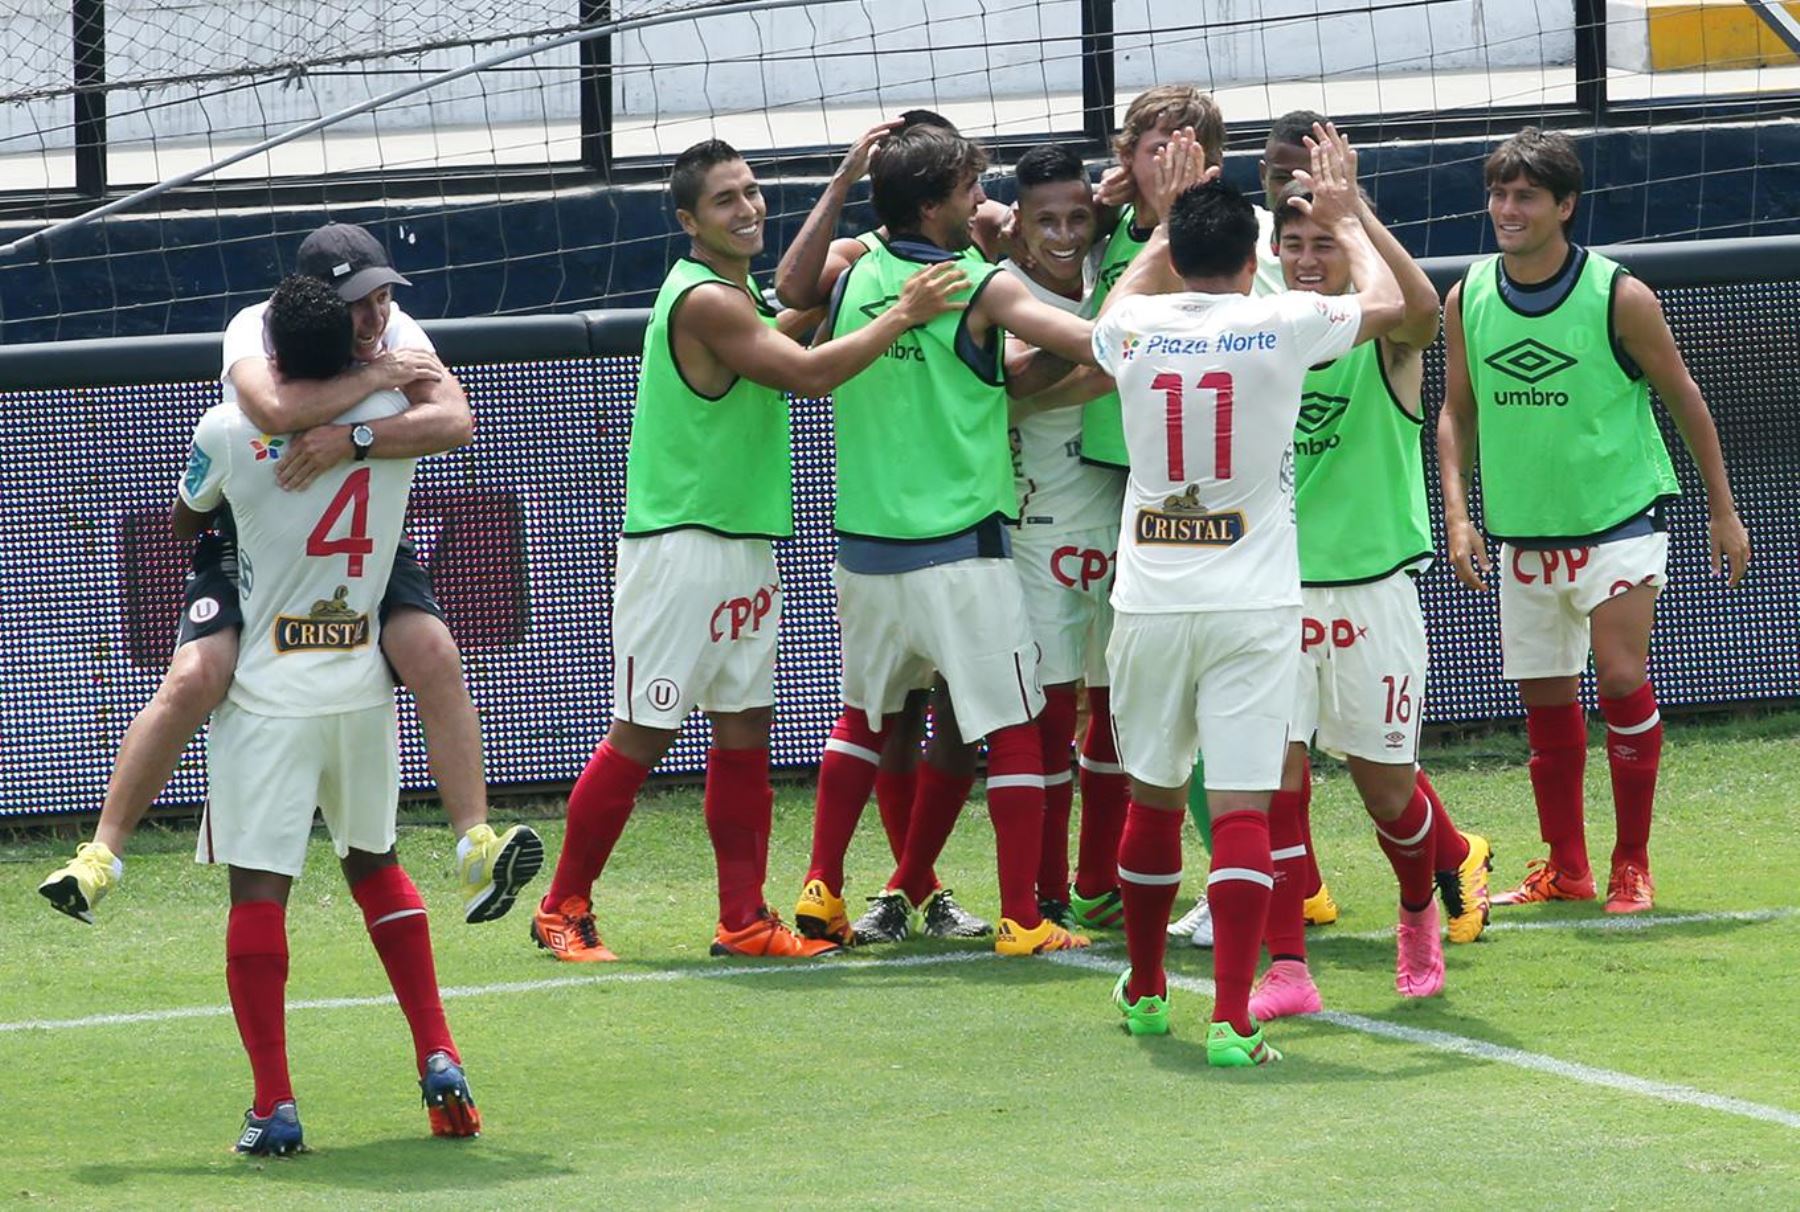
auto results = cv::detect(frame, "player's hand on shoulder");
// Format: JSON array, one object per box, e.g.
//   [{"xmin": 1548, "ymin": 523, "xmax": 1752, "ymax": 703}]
[
  {"xmin": 275, "ymin": 425, "xmax": 353, "ymax": 492},
  {"xmin": 1709, "ymin": 510, "xmax": 1751, "ymax": 588},
  {"xmin": 1444, "ymin": 517, "xmax": 1492, "ymax": 592},
  {"xmin": 894, "ymin": 262, "xmax": 970, "ymax": 325}
]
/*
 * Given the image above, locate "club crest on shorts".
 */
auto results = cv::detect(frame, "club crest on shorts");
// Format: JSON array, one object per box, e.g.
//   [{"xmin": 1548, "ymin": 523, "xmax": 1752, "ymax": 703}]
[
  {"xmin": 1135, "ymin": 485, "xmax": 1245, "ymax": 547},
  {"xmin": 273, "ymin": 585, "xmax": 370, "ymax": 652},
  {"xmin": 646, "ymin": 678, "xmax": 681, "ymax": 712}
]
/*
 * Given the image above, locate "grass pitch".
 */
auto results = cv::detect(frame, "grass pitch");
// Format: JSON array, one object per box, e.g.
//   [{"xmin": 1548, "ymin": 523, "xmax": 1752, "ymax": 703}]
[{"xmin": 3, "ymin": 713, "xmax": 1798, "ymax": 1209}]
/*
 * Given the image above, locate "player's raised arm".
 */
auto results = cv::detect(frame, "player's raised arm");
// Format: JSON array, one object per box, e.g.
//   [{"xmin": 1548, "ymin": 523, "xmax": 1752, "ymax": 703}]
[
  {"xmin": 1611, "ymin": 275, "xmax": 1751, "ymax": 585},
  {"xmin": 1289, "ymin": 123, "xmax": 1403, "ymax": 346},
  {"xmin": 1348, "ymin": 166, "xmax": 1440, "ymax": 350},
  {"xmin": 1436, "ymin": 281, "xmax": 1491, "ymax": 592},
  {"xmin": 1098, "ymin": 126, "xmax": 1210, "ymax": 314},
  {"xmin": 774, "ymin": 121, "xmax": 897, "ymax": 309},
  {"xmin": 976, "ymin": 270, "xmax": 1097, "ymax": 398},
  {"xmin": 689, "ymin": 260, "xmax": 966, "ymax": 399}
]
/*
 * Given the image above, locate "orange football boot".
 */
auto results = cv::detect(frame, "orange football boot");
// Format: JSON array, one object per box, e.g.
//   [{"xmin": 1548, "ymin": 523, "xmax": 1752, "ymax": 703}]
[
  {"xmin": 712, "ymin": 907, "xmax": 843, "ymax": 957},
  {"xmin": 1491, "ymin": 857, "xmax": 1597, "ymax": 906},
  {"xmin": 1604, "ymin": 863, "xmax": 1655, "ymax": 914},
  {"xmin": 531, "ymin": 895, "xmax": 620, "ymax": 961}
]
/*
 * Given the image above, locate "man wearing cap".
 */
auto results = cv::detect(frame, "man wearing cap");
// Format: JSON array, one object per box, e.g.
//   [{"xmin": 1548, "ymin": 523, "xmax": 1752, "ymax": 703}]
[{"xmin": 38, "ymin": 223, "xmax": 544, "ymax": 931}]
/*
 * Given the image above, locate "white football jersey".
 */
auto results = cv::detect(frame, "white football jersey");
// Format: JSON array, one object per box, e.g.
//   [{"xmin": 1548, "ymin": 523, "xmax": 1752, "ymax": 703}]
[
  {"xmin": 1093, "ymin": 289, "xmax": 1360, "ymax": 613},
  {"xmin": 1001, "ymin": 259, "xmax": 1125, "ymax": 533},
  {"xmin": 179, "ymin": 391, "xmax": 417, "ymax": 716}
]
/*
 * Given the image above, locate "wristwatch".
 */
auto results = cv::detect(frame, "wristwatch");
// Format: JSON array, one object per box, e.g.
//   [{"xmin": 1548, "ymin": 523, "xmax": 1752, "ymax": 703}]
[{"xmin": 351, "ymin": 423, "xmax": 375, "ymax": 461}]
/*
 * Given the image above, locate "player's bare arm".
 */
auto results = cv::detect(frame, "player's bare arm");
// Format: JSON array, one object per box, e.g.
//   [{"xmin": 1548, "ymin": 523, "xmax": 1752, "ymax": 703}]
[
  {"xmin": 1003, "ymin": 341, "xmax": 1114, "ymax": 421},
  {"xmin": 774, "ymin": 120, "xmax": 898, "ymax": 309},
  {"xmin": 1436, "ymin": 282, "xmax": 1492, "ymax": 592},
  {"xmin": 273, "ymin": 364, "xmax": 473, "ymax": 492},
  {"xmin": 974, "ymin": 270, "xmax": 1097, "ymax": 399},
  {"xmin": 1347, "ymin": 147, "xmax": 1440, "ymax": 356},
  {"xmin": 775, "ymin": 304, "xmax": 827, "ymax": 341},
  {"xmin": 231, "ymin": 346, "xmax": 442, "ymax": 435},
  {"xmin": 170, "ymin": 498, "xmax": 215, "ymax": 541},
  {"xmin": 687, "ymin": 261, "xmax": 966, "ymax": 399},
  {"xmin": 1290, "ymin": 124, "xmax": 1404, "ymax": 345},
  {"xmin": 1612, "ymin": 274, "xmax": 1752, "ymax": 585}
]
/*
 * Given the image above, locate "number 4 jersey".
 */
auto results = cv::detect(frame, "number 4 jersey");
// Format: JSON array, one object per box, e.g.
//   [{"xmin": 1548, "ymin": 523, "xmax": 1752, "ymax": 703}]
[
  {"xmin": 179, "ymin": 391, "xmax": 417, "ymax": 716},
  {"xmin": 1092, "ymin": 290, "xmax": 1361, "ymax": 614}
]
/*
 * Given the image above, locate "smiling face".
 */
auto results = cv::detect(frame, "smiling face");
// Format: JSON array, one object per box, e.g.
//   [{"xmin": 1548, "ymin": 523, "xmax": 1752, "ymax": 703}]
[
  {"xmin": 1487, "ymin": 171, "xmax": 1575, "ymax": 259},
  {"xmin": 1013, "ymin": 177, "xmax": 1096, "ymax": 293},
  {"xmin": 348, "ymin": 285, "xmax": 392, "ymax": 361},
  {"xmin": 1277, "ymin": 208, "xmax": 1350, "ymax": 296},
  {"xmin": 678, "ymin": 157, "xmax": 767, "ymax": 262}
]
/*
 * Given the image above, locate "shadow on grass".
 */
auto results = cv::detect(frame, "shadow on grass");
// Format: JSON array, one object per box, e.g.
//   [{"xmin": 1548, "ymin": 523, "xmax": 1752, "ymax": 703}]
[{"xmin": 72, "ymin": 1135, "xmax": 566, "ymax": 1194}]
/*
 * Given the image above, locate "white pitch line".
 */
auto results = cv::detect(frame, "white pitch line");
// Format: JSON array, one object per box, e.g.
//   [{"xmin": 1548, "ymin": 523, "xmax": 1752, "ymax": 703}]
[
  {"xmin": 0, "ymin": 947, "xmax": 1001, "ymax": 1035},
  {"xmin": 1309, "ymin": 905, "xmax": 1800, "ymax": 945},
  {"xmin": 1049, "ymin": 951, "xmax": 1800, "ymax": 1131}
]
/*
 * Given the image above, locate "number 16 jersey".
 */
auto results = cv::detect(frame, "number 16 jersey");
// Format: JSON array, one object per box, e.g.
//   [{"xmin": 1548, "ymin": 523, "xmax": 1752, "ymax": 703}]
[
  {"xmin": 179, "ymin": 390, "xmax": 416, "ymax": 716},
  {"xmin": 1091, "ymin": 290, "xmax": 1360, "ymax": 614}
]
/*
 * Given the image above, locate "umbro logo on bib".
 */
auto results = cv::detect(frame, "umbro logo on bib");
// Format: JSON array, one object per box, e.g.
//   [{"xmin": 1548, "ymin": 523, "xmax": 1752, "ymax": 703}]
[{"xmin": 1484, "ymin": 338, "xmax": 1576, "ymax": 385}]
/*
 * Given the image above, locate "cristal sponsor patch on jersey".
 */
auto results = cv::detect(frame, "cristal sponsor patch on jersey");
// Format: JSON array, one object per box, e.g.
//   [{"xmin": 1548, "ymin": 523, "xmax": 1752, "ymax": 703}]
[
  {"xmin": 1134, "ymin": 485, "xmax": 1246, "ymax": 546},
  {"xmin": 272, "ymin": 585, "xmax": 371, "ymax": 653}
]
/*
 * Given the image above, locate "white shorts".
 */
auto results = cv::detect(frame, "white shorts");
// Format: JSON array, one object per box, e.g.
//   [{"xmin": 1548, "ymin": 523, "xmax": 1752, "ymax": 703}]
[
  {"xmin": 1014, "ymin": 525, "xmax": 1116, "ymax": 687},
  {"xmin": 198, "ymin": 701, "xmax": 400, "ymax": 877},
  {"xmin": 1498, "ymin": 532, "xmax": 1668, "ymax": 680},
  {"xmin": 834, "ymin": 559, "xmax": 1044, "ymax": 742},
  {"xmin": 1291, "ymin": 572, "xmax": 1428, "ymax": 765},
  {"xmin": 1107, "ymin": 607, "xmax": 1299, "ymax": 791},
  {"xmin": 611, "ymin": 530, "xmax": 781, "ymax": 729}
]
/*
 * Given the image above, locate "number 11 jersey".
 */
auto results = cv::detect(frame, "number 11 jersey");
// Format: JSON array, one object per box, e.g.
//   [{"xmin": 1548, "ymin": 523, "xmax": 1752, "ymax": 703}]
[
  {"xmin": 1091, "ymin": 290, "xmax": 1360, "ymax": 614},
  {"xmin": 179, "ymin": 391, "xmax": 416, "ymax": 716}
]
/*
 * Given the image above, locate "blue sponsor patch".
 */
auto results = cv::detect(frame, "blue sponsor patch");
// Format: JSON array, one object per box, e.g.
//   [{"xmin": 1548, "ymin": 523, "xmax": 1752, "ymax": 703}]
[{"xmin": 183, "ymin": 444, "xmax": 213, "ymax": 499}]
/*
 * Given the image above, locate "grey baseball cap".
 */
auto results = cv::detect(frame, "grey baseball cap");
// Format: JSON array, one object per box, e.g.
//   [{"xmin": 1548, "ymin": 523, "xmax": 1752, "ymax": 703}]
[{"xmin": 296, "ymin": 223, "xmax": 412, "ymax": 301}]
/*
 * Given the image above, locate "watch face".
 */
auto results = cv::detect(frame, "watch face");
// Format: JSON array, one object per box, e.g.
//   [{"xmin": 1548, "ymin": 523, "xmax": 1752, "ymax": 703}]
[{"xmin": 353, "ymin": 425, "xmax": 374, "ymax": 444}]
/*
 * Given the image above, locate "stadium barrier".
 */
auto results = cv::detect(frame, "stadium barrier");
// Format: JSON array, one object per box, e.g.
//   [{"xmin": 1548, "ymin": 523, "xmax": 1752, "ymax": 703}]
[{"xmin": 2, "ymin": 236, "xmax": 1797, "ymax": 818}]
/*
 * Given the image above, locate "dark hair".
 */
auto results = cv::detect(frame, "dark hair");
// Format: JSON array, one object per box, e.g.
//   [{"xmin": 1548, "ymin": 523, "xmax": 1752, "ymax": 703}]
[
  {"xmin": 1114, "ymin": 85, "xmax": 1226, "ymax": 167},
  {"xmin": 897, "ymin": 108, "xmax": 956, "ymax": 133},
  {"xmin": 1271, "ymin": 181, "xmax": 1380, "ymax": 242},
  {"xmin": 266, "ymin": 274, "xmax": 353, "ymax": 381},
  {"xmin": 671, "ymin": 138, "xmax": 745, "ymax": 213},
  {"xmin": 870, "ymin": 125, "xmax": 989, "ymax": 234},
  {"xmin": 1014, "ymin": 143, "xmax": 1087, "ymax": 193},
  {"xmin": 1484, "ymin": 126, "xmax": 1582, "ymax": 203},
  {"xmin": 1268, "ymin": 109, "xmax": 1327, "ymax": 151},
  {"xmin": 1167, "ymin": 179, "xmax": 1260, "ymax": 280}
]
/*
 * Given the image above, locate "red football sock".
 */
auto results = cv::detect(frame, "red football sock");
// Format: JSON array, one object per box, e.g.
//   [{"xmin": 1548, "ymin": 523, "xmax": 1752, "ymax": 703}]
[
  {"xmin": 226, "ymin": 899, "xmax": 292, "ymax": 1118},
  {"xmin": 352, "ymin": 865, "xmax": 456, "ymax": 1075},
  {"xmin": 805, "ymin": 709, "xmax": 888, "ymax": 891},
  {"xmin": 705, "ymin": 747, "xmax": 772, "ymax": 931},
  {"xmin": 1036, "ymin": 686, "xmax": 1080, "ymax": 902},
  {"xmin": 1526, "ymin": 702, "xmax": 1589, "ymax": 875},
  {"xmin": 875, "ymin": 765, "xmax": 919, "ymax": 866},
  {"xmin": 1074, "ymin": 688, "xmax": 1129, "ymax": 899},
  {"xmin": 1599, "ymin": 682, "xmax": 1661, "ymax": 872},
  {"xmin": 1296, "ymin": 761, "xmax": 1322, "ymax": 897},
  {"xmin": 888, "ymin": 760, "xmax": 974, "ymax": 906},
  {"xmin": 1264, "ymin": 787, "xmax": 1308, "ymax": 962},
  {"xmin": 1416, "ymin": 768, "xmax": 1470, "ymax": 871},
  {"xmin": 1208, "ymin": 810, "xmax": 1274, "ymax": 1036},
  {"xmin": 985, "ymin": 722, "xmax": 1047, "ymax": 925},
  {"xmin": 543, "ymin": 740, "xmax": 650, "ymax": 911},
  {"xmin": 1117, "ymin": 801, "xmax": 1183, "ymax": 1001},
  {"xmin": 1373, "ymin": 787, "xmax": 1436, "ymax": 912}
]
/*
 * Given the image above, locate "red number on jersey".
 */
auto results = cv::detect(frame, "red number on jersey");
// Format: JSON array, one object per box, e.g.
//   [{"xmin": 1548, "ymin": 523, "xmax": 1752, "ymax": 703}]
[
  {"xmin": 1150, "ymin": 371, "xmax": 1236, "ymax": 481},
  {"xmin": 306, "ymin": 467, "xmax": 374, "ymax": 577}
]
